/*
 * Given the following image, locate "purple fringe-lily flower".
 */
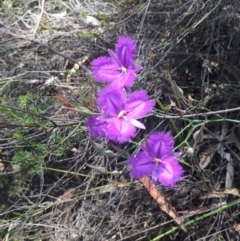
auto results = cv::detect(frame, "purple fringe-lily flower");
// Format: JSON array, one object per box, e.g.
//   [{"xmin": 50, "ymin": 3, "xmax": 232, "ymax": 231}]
[
  {"xmin": 128, "ymin": 132, "xmax": 183, "ymax": 187},
  {"xmin": 86, "ymin": 85, "xmax": 155, "ymax": 143},
  {"xmin": 91, "ymin": 36, "xmax": 142, "ymax": 88}
]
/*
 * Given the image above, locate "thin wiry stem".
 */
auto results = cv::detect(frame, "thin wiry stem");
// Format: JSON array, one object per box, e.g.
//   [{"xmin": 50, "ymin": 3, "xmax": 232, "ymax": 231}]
[{"xmin": 156, "ymin": 106, "xmax": 240, "ymax": 119}]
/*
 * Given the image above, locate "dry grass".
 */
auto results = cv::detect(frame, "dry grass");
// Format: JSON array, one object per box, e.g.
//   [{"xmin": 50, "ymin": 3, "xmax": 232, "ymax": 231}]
[{"xmin": 1, "ymin": 0, "xmax": 240, "ymax": 240}]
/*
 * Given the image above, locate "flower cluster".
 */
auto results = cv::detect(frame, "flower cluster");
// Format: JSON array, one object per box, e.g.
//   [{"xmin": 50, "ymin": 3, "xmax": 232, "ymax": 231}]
[
  {"xmin": 128, "ymin": 132, "xmax": 183, "ymax": 187},
  {"xmin": 86, "ymin": 36, "xmax": 183, "ymax": 187},
  {"xmin": 86, "ymin": 36, "xmax": 154, "ymax": 143}
]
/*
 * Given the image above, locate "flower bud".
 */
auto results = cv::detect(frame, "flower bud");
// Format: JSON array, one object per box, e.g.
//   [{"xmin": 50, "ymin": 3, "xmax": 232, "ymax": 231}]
[
  {"xmin": 193, "ymin": 128, "xmax": 204, "ymax": 143},
  {"xmin": 186, "ymin": 147, "xmax": 194, "ymax": 157}
]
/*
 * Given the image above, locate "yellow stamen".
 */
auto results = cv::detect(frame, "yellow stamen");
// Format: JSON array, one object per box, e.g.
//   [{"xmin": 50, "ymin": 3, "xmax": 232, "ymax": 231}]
[
  {"xmin": 154, "ymin": 158, "xmax": 161, "ymax": 163},
  {"xmin": 118, "ymin": 110, "xmax": 125, "ymax": 118},
  {"xmin": 121, "ymin": 66, "xmax": 127, "ymax": 73}
]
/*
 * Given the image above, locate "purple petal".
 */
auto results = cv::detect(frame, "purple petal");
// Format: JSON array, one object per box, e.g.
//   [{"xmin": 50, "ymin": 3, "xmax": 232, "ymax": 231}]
[
  {"xmin": 107, "ymin": 117, "xmax": 136, "ymax": 143},
  {"xmin": 97, "ymin": 85, "xmax": 126, "ymax": 115},
  {"xmin": 162, "ymin": 152, "xmax": 181, "ymax": 161},
  {"xmin": 125, "ymin": 90, "xmax": 155, "ymax": 119},
  {"xmin": 116, "ymin": 36, "xmax": 137, "ymax": 67},
  {"xmin": 106, "ymin": 66, "xmax": 138, "ymax": 89},
  {"xmin": 133, "ymin": 64, "xmax": 142, "ymax": 72},
  {"xmin": 91, "ymin": 56, "xmax": 121, "ymax": 82},
  {"xmin": 85, "ymin": 115, "xmax": 107, "ymax": 138},
  {"xmin": 108, "ymin": 49, "xmax": 121, "ymax": 66},
  {"xmin": 128, "ymin": 152, "xmax": 154, "ymax": 179},
  {"xmin": 144, "ymin": 132, "xmax": 175, "ymax": 158},
  {"xmin": 118, "ymin": 68, "xmax": 137, "ymax": 88},
  {"xmin": 151, "ymin": 164, "xmax": 159, "ymax": 185},
  {"xmin": 157, "ymin": 157, "xmax": 183, "ymax": 187}
]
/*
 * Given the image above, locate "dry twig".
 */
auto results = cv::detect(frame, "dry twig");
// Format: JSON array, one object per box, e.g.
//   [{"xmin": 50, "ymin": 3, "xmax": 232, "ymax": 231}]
[{"xmin": 32, "ymin": 0, "xmax": 46, "ymax": 38}]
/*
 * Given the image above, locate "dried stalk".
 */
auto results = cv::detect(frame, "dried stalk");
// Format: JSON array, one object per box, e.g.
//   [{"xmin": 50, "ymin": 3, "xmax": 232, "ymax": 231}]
[{"xmin": 140, "ymin": 176, "xmax": 187, "ymax": 232}]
